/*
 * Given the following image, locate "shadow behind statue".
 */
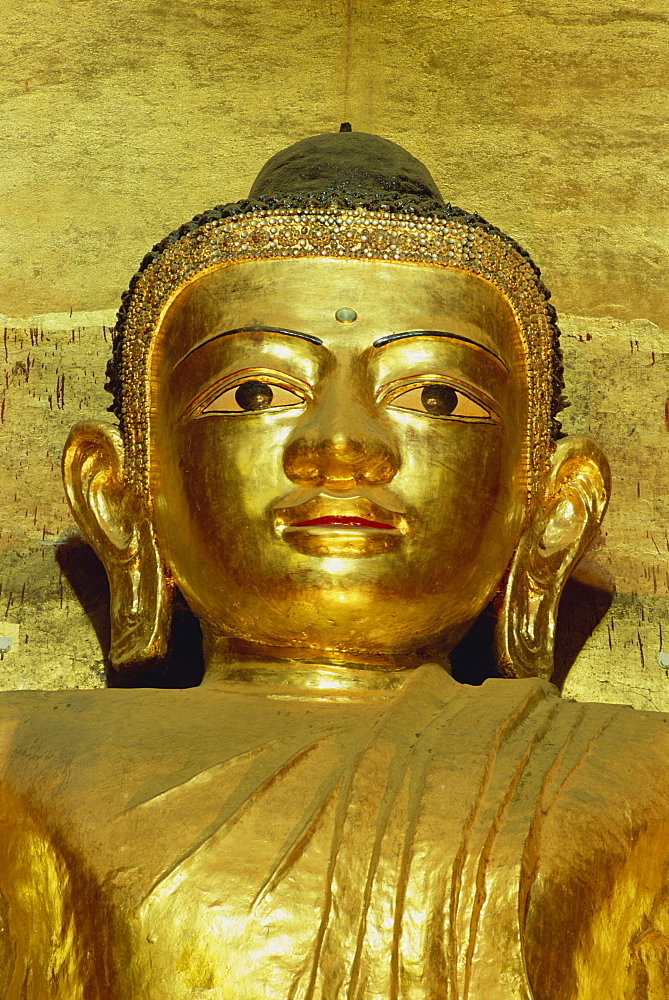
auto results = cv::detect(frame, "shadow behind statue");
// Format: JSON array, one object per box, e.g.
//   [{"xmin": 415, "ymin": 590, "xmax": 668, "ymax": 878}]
[{"xmin": 56, "ymin": 534, "xmax": 204, "ymax": 688}]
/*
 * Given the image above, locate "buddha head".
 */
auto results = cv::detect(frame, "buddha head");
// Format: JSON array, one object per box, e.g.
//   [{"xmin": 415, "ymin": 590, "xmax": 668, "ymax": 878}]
[{"xmin": 63, "ymin": 128, "xmax": 610, "ymax": 683}]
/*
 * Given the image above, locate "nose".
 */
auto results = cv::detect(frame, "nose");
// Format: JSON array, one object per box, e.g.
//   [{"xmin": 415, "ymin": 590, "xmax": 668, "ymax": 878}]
[{"xmin": 283, "ymin": 391, "xmax": 400, "ymax": 490}]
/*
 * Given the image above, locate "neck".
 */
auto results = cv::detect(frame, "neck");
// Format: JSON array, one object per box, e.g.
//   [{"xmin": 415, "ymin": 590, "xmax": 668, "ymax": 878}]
[{"xmin": 201, "ymin": 634, "xmax": 450, "ymax": 692}]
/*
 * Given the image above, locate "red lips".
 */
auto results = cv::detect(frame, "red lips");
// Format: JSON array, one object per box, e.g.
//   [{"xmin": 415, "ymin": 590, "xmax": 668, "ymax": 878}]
[{"xmin": 291, "ymin": 515, "xmax": 395, "ymax": 530}]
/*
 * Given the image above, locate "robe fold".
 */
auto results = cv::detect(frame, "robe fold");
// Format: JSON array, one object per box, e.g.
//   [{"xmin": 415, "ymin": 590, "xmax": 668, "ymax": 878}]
[{"xmin": 0, "ymin": 663, "xmax": 668, "ymax": 998}]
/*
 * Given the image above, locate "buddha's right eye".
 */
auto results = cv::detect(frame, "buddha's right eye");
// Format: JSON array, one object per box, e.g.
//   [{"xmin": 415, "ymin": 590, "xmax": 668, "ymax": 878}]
[{"xmin": 202, "ymin": 378, "xmax": 306, "ymax": 414}]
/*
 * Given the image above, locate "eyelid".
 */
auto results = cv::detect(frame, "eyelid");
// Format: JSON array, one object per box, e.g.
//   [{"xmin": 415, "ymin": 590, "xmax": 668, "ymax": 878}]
[
  {"xmin": 182, "ymin": 368, "xmax": 312, "ymax": 420},
  {"xmin": 377, "ymin": 375, "xmax": 501, "ymax": 419}
]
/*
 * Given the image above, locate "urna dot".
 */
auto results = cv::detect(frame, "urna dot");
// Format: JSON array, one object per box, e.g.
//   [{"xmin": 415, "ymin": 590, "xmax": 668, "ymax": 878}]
[{"xmin": 335, "ymin": 307, "xmax": 357, "ymax": 323}]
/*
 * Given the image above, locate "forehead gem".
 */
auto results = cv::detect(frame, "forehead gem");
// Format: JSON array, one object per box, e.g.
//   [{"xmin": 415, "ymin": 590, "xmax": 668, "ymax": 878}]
[{"xmin": 335, "ymin": 307, "xmax": 358, "ymax": 324}]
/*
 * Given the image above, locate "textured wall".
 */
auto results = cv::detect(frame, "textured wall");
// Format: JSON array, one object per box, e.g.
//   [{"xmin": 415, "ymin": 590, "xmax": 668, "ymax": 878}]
[
  {"xmin": 1, "ymin": 0, "xmax": 668, "ymax": 702},
  {"xmin": 3, "ymin": 0, "xmax": 669, "ymax": 324}
]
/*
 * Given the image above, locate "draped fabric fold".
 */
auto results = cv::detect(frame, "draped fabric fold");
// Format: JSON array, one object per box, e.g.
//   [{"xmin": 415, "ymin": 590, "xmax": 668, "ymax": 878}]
[
  {"xmin": 2, "ymin": 669, "xmax": 668, "ymax": 998},
  {"xmin": 129, "ymin": 666, "xmax": 591, "ymax": 999}
]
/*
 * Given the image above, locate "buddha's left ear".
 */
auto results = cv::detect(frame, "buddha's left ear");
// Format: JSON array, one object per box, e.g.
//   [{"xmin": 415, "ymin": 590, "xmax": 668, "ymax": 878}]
[
  {"xmin": 62, "ymin": 421, "xmax": 173, "ymax": 669},
  {"xmin": 495, "ymin": 436, "xmax": 611, "ymax": 680}
]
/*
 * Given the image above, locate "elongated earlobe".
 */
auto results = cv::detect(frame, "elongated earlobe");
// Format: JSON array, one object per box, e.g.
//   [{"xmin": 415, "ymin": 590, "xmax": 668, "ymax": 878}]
[
  {"xmin": 62, "ymin": 421, "xmax": 173, "ymax": 668},
  {"xmin": 495, "ymin": 436, "xmax": 611, "ymax": 680}
]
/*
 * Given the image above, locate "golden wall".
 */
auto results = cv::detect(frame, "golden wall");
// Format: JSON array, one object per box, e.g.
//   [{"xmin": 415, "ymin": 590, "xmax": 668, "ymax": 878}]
[{"xmin": 1, "ymin": 0, "xmax": 668, "ymax": 706}]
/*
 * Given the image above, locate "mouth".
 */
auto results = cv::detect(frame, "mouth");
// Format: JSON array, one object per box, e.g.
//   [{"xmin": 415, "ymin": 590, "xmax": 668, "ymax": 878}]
[
  {"xmin": 291, "ymin": 515, "xmax": 396, "ymax": 530},
  {"xmin": 272, "ymin": 489, "xmax": 408, "ymax": 557}
]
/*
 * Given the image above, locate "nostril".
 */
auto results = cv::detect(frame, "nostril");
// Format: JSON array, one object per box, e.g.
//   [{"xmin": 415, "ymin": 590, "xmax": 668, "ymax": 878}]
[
  {"xmin": 360, "ymin": 462, "xmax": 397, "ymax": 486},
  {"xmin": 283, "ymin": 444, "xmax": 321, "ymax": 485},
  {"xmin": 286, "ymin": 463, "xmax": 320, "ymax": 485},
  {"xmin": 373, "ymin": 465, "xmax": 393, "ymax": 482}
]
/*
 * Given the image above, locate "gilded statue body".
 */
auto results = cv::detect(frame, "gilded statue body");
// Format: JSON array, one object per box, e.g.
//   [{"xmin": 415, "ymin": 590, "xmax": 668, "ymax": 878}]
[{"xmin": 0, "ymin": 130, "xmax": 667, "ymax": 999}]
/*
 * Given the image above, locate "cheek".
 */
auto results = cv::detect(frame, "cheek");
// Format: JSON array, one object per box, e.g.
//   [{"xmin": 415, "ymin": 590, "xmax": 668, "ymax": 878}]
[
  {"xmin": 152, "ymin": 414, "xmax": 296, "ymax": 560},
  {"xmin": 393, "ymin": 417, "xmax": 524, "ymax": 581},
  {"xmin": 181, "ymin": 416, "xmax": 294, "ymax": 498},
  {"xmin": 396, "ymin": 417, "xmax": 512, "ymax": 503}
]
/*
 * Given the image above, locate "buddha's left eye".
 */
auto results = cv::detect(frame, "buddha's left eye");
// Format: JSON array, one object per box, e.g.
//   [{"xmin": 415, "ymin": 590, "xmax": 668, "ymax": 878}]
[
  {"xmin": 386, "ymin": 383, "xmax": 493, "ymax": 420},
  {"xmin": 203, "ymin": 379, "xmax": 306, "ymax": 414}
]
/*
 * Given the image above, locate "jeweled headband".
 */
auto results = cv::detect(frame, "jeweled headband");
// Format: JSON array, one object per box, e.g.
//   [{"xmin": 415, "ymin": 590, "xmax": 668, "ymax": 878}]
[{"xmin": 107, "ymin": 129, "xmax": 564, "ymax": 503}]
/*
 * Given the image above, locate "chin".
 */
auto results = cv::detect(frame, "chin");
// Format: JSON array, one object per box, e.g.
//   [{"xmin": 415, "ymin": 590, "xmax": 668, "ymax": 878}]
[{"xmin": 188, "ymin": 573, "xmax": 496, "ymax": 657}]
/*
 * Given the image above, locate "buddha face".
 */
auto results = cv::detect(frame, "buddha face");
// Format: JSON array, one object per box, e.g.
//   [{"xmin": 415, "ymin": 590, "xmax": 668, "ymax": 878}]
[{"xmin": 148, "ymin": 257, "xmax": 529, "ymax": 656}]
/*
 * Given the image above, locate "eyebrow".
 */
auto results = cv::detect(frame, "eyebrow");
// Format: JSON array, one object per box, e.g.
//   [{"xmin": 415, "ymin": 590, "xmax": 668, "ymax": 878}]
[
  {"xmin": 179, "ymin": 325, "xmax": 323, "ymax": 365},
  {"xmin": 372, "ymin": 330, "xmax": 509, "ymax": 371}
]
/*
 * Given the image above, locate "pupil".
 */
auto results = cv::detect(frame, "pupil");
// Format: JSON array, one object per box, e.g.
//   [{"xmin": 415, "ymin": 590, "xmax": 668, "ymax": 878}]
[
  {"xmin": 235, "ymin": 380, "xmax": 274, "ymax": 411},
  {"xmin": 421, "ymin": 384, "xmax": 457, "ymax": 416}
]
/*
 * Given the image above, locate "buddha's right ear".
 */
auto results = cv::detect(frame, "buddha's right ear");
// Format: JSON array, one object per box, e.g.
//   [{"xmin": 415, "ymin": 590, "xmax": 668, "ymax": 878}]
[{"xmin": 62, "ymin": 421, "xmax": 172, "ymax": 668}]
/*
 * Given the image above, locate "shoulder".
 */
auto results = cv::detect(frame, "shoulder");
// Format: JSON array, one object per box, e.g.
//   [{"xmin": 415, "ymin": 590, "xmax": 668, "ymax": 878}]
[
  {"xmin": 0, "ymin": 779, "xmax": 96, "ymax": 997},
  {"xmin": 566, "ymin": 696, "xmax": 669, "ymax": 765}
]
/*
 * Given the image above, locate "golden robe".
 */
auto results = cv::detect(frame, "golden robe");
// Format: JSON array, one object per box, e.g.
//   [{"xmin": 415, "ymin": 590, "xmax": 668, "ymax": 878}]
[{"xmin": 0, "ymin": 663, "xmax": 668, "ymax": 999}]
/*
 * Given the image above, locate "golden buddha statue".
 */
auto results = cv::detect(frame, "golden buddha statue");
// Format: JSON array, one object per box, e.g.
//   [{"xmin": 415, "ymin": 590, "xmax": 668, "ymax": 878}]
[{"xmin": 0, "ymin": 128, "xmax": 667, "ymax": 999}]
